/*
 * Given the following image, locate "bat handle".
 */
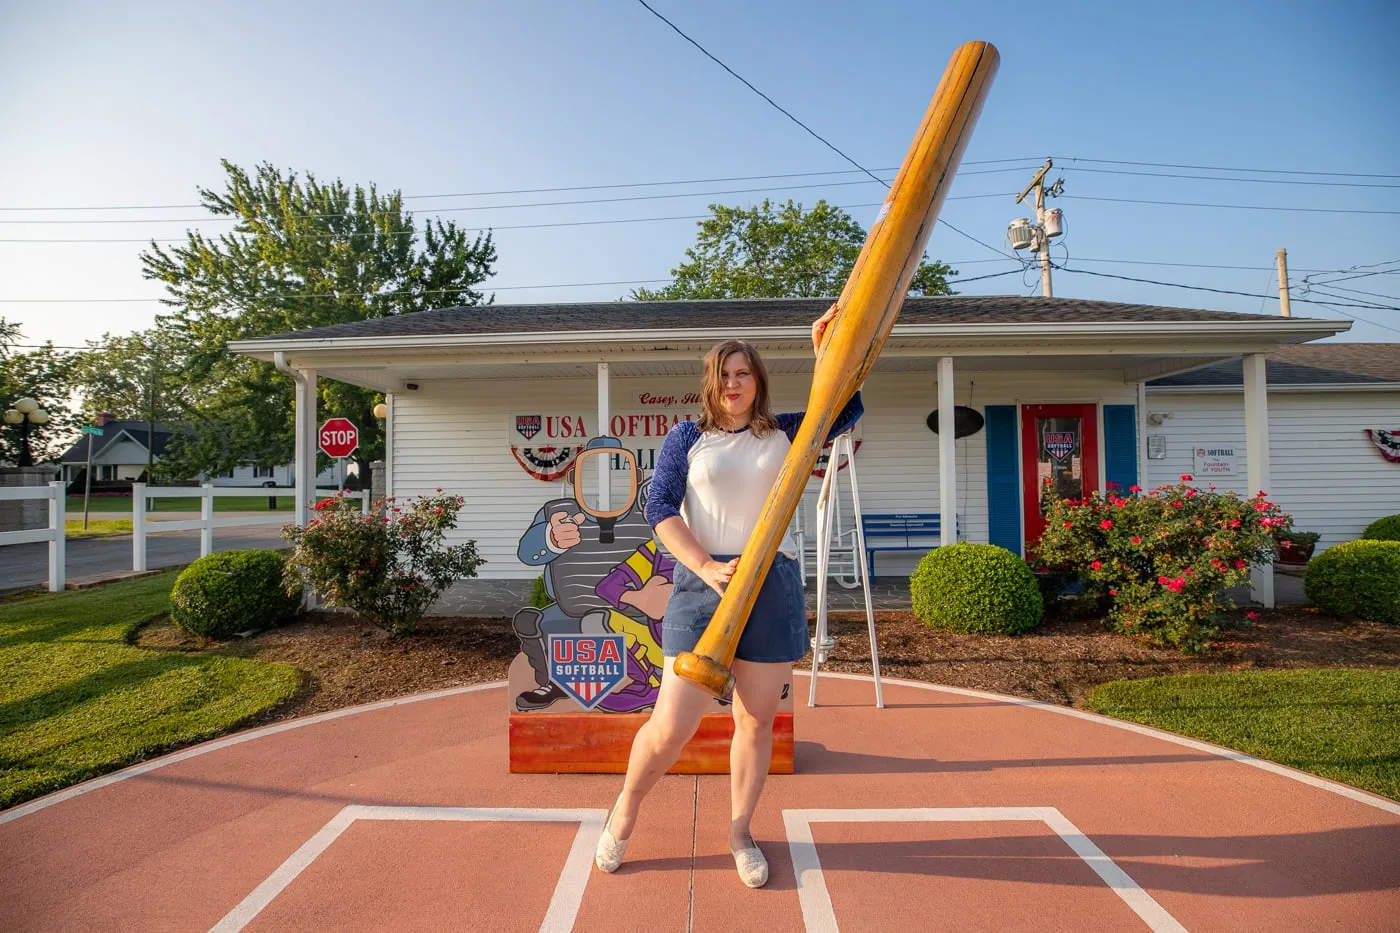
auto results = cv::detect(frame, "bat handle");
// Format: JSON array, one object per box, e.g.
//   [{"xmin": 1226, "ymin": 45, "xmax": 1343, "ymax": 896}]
[{"xmin": 672, "ymin": 650, "xmax": 735, "ymax": 698}]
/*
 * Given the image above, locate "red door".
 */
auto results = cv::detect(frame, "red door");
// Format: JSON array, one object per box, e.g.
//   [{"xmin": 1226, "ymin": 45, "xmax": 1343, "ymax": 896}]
[{"xmin": 1020, "ymin": 404, "xmax": 1100, "ymax": 548}]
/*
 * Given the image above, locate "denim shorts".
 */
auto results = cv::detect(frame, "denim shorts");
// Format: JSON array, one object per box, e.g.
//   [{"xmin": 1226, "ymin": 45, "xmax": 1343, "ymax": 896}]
[{"xmin": 661, "ymin": 554, "xmax": 809, "ymax": 664}]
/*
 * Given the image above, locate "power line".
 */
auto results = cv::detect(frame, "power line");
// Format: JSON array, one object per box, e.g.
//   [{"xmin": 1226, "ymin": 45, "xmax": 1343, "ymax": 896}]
[
  {"xmin": 1061, "ymin": 166, "xmax": 1400, "ymax": 189},
  {"xmin": 1064, "ymin": 195, "xmax": 1400, "ymax": 216},
  {"xmin": 1055, "ymin": 266, "xmax": 1400, "ymax": 311},
  {"xmin": 1304, "ymin": 300, "xmax": 1400, "ymax": 337},
  {"xmin": 1056, "ymin": 156, "xmax": 1400, "ymax": 180},
  {"xmin": 0, "ymin": 162, "xmax": 1041, "ymax": 213},
  {"xmin": 630, "ymin": 0, "xmax": 1018, "ymax": 263},
  {"xmin": 0, "ymin": 184, "xmax": 1018, "ymax": 226}
]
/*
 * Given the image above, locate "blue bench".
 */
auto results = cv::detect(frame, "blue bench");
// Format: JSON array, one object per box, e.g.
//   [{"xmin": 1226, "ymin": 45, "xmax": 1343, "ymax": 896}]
[{"xmin": 860, "ymin": 512, "xmax": 957, "ymax": 581}]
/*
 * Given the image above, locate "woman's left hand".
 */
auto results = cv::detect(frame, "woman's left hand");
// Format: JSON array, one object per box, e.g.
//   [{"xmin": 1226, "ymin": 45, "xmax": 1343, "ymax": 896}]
[{"xmin": 812, "ymin": 302, "xmax": 839, "ymax": 355}]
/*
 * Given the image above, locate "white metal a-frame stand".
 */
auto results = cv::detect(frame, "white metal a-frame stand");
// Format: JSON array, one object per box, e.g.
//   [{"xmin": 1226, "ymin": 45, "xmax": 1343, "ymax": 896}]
[{"xmin": 808, "ymin": 431, "xmax": 883, "ymax": 708}]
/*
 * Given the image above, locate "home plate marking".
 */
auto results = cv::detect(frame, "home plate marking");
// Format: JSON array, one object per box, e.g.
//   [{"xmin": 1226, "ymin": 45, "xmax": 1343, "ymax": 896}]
[
  {"xmin": 209, "ymin": 806, "xmax": 606, "ymax": 933},
  {"xmin": 784, "ymin": 807, "xmax": 1187, "ymax": 933}
]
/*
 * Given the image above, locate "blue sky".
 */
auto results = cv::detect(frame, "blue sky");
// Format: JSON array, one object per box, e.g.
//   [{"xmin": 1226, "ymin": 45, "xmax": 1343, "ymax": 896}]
[{"xmin": 2, "ymin": 0, "xmax": 1397, "ymax": 350}]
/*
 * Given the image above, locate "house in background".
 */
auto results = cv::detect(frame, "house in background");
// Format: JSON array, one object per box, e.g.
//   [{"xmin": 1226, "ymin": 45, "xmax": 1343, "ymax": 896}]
[
  {"xmin": 1144, "ymin": 343, "xmax": 1400, "ymax": 550},
  {"xmin": 56, "ymin": 413, "xmax": 346, "ymax": 488}
]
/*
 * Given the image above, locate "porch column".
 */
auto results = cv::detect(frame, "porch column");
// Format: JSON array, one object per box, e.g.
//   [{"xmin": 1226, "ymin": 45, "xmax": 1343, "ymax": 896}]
[
  {"xmin": 938, "ymin": 356, "xmax": 957, "ymax": 546},
  {"xmin": 294, "ymin": 367, "xmax": 317, "ymax": 527},
  {"xmin": 597, "ymin": 362, "xmax": 610, "ymax": 510},
  {"xmin": 1243, "ymin": 353, "xmax": 1274, "ymax": 608},
  {"xmin": 1137, "ymin": 380, "xmax": 1149, "ymax": 487}
]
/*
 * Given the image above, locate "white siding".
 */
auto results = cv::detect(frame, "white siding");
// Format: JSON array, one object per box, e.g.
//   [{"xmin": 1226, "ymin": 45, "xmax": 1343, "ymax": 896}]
[
  {"xmin": 393, "ymin": 368, "xmax": 1139, "ymax": 580},
  {"xmin": 1144, "ymin": 390, "xmax": 1400, "ymax": 549}
]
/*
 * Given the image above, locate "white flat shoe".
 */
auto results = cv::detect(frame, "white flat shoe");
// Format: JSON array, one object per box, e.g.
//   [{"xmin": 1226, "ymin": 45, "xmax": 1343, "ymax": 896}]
[
  {"xmin": 731, "ymin": 843, "xmax": 769, "ymax": 888},
  {"xmin": 595, "ymin": 813, "xmax": 629, "ymax": 873}
]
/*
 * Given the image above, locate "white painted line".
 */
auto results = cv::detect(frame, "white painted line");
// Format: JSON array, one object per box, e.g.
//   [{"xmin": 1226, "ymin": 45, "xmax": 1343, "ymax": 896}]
[
  {"xmin": 209, "ymin": 805, "xmax": 606, "ymax": 933},
  {"xmin": 784, "ymin": 807, "xmax": 1187, "ymax": 933},
  {"xmin": 0, "ymin": 682, "xmax": 504, "ymax": 825},
  {"xmin": 802, "ymin": 670, "xmax": 1400, "ymax": 817}
]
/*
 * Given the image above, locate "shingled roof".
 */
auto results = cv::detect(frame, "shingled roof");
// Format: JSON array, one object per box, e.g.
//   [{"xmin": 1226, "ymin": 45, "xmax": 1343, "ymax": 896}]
[
  {"xmin": 251, "ymin": 295, "xmax": 1312, "ymax": 342},
  {"xmin": 56, "ymin": 421, "xmax": 176, "ymax": 464},
  {"xmin": 1148, "ymin": 343, "xmax": 1400, "ymax": 388}
]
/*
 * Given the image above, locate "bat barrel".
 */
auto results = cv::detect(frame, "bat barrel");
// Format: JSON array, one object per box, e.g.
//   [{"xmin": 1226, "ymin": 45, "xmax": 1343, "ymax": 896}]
[{"xmin": 674, "ymin": 41, "xmax": 1000, "ymax": 697}]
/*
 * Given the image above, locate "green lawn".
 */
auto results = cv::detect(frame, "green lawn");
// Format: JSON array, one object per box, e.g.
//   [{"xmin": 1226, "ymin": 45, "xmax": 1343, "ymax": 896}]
[
  {"xmin": 0, "ymin": 572, "xmax": 301, "ymax": 809},
  {"xmin": 64, "ymin": 519, "xmax": 133, "ymax": 538},
  {"xmin": 66, "ymin": 495, "xmax": 295, "ymax": 514},
  {"xmin": 1087, "ymin": 669, "xmax": 1400, "ymax": 801}
]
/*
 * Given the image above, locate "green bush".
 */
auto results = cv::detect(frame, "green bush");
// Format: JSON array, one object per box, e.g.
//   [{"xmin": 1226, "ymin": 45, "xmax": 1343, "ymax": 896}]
[
  {"xmin": 910, "ymin": 543, "xmax": 1043, "ymax": 635},
  {"xmin": 1361, "ymin": 514, "xmax": 1400, "ymax": 542},
  {"xmin": 530, "ymin": 574, "xmax": 554, "ymax": 608},
  {"xmin": 171, "ymin": 549, "xmax": 302, "ymax": 639},
  {"xmin": 1304, "ymin": 540, "xmax": 1400, "ymax": 624},
  {"xmin": 1036, "ymin": 477, "xmax": 1290, "ymax": 653}
]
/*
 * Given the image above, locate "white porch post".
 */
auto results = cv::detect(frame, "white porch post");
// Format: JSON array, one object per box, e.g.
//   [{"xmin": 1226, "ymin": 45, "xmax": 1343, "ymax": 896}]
[
  {"xmin": 384, "ymin": 392, "xmax": 395, "ymax": 500},
  {"xmin": 938, "ymin": 356, "xmax": 957, "ymax": 546},
  {"xmin": 597, "ymin": 362, "xmax": 611, "ymax": 510},
  {"xmin": 294, "ymin": 368, "xmax": 317, "ymax": 527},
  {"xmin": 1137, "ymin": 380, "xmax": 1149, "ymax": 488},
  {"xmin": 1243, "ymin": 353, "xmax": 1274, "ymax": 608}
]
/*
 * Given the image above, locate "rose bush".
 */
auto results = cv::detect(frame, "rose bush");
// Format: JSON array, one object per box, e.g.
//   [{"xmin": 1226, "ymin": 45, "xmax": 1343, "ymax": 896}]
[
  {"xmin": 1035, "ymin": 475, "xmax": 1292, "ymax": 653},
  {"xmin": 282, "ymin": 491, "xmax": 484, "ymax": 636}
]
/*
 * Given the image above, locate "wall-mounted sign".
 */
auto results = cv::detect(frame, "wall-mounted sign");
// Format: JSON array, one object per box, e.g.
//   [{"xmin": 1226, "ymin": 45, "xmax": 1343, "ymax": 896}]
[
  {"xmin": 1147, "ymin": 435, "xmax": 1167, "ymax": 460},
  {"xmin": 509, "ymin": 410, "xmax": 700, "ymax": 481},
  {"xmin": 1192, "ymin": 445, "xmax": 1238, "ymax": 476}
]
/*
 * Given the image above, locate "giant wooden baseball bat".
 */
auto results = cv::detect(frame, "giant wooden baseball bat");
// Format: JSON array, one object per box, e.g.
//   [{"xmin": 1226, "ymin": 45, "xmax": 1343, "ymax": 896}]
[{"xmin": 673, "ymin": 41, "xmax": 1000, "ymax": 698}]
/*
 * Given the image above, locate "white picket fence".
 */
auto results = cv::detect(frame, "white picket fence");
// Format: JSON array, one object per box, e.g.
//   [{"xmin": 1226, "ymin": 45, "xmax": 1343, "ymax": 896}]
[
  {"xmin": 0, "ymin": 482, "xmax": 66, "ymax": 591},
  {"xmin": 131, "ymin": 483, "xmax": 368, "ymax": 572}
]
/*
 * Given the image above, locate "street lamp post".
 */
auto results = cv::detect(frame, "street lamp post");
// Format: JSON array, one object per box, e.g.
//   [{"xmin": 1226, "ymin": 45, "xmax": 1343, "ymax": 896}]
[{"xmin": 3, "ymin": 397, "xmax": 52, "ymax": 468}]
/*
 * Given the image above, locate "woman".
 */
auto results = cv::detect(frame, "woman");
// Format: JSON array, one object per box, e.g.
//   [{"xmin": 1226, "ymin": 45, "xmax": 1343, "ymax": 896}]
[{"xmin": 594, "ymin": 303, "xmax": 863, "ymax": 887}]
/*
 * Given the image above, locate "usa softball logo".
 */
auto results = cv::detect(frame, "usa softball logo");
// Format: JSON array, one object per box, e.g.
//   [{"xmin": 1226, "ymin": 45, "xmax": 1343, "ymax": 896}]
[
  {"xmin": 1045, "ymin": 431, "xmax": 1075, "ymax": 461},
  {"xmin": 548, "ymin": 634, "xmax": 626, "ymax": 709},
  {"xmin": 515, "ymin": 415, "xmax": 542, "ymax": 440}
]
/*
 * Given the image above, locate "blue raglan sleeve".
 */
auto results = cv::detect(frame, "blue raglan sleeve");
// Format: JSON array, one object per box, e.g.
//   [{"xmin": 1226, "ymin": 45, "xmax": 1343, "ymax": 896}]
[
  {"xmin": 645, "ymin": 421, "xmax": 697, "ymax": 528},
  {"xmin": 775, "ymin": 390, "xmax": 864, "ymax": 443}
]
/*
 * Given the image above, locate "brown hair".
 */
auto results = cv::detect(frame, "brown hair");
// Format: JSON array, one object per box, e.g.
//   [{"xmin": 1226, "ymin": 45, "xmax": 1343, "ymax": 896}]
[{"xmin": 697, "ymin": 339, "xmax": 779, "ymax": 436}]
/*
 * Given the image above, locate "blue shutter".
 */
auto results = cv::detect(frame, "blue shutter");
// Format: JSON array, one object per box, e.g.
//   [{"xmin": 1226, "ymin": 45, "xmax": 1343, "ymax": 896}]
[
  {"xmin": 984, "ymin": 405, "xmax": 1021, "ymax": 555},
  {"xmin": 1103, "ymin": 404, "xmax": 1138, "ymax": 492}
]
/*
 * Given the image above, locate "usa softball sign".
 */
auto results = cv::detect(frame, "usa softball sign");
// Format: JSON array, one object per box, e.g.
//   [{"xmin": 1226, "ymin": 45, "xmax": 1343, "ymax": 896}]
[{"xmin": 548, "ymin": 634, "xmax": 626, "ymax": 709}]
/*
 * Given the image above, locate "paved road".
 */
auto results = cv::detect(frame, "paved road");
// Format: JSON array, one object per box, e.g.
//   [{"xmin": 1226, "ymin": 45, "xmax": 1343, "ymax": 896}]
[{"xmin": 3, "ymin": 525, "xmax": 292, "ymax": 591}]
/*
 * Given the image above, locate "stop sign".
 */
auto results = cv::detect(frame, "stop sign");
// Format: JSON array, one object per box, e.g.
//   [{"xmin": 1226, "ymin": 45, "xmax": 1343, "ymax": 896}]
[{"xmin": 319, "ymin": 417, "xmax": 359, "ymax": 458}]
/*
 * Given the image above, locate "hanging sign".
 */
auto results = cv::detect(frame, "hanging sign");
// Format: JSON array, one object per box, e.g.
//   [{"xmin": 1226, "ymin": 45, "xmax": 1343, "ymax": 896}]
[
  {"xmin": 1044, "ymin": 431, "xmax": 1075, "ymax": 461},
  {"xmin": 1192, "ymin": 445, "xmax": 1239, "ymax": 476}
]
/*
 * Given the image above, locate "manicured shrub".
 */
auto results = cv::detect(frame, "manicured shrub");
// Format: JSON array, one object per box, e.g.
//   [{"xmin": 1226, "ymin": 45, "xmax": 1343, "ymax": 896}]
[
  {"xmin": 1361, "ymin": 514, "xmax": 1400, "ymax": 542},
  {"xmin": 530, "ymin": 574, "xmax": 554, "ymax": 609},
  {"xmin": 170, "ymin": 549, "xmax": 301, "ymax": 639},
  {"xmin": 1036, "ymin": 476, "xmax": 1291, "ymax": 653},
  {"xmin": 282, "ymin": 492, "xmax": 484, "ymax": 636},
  {"xmin": 1304, "ymin": 540, "xmax": 1400, "ymax": 624},
  {"xmin": 910, "ymin": 543, "xmax": 1043, "ymax": 635}
]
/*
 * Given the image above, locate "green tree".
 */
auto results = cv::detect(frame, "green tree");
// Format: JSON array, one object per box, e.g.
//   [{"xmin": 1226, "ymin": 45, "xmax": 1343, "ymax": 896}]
[
  {"xmin": 0, "ymin": 318, "xmax": 76, "ymax": 466},
  {"xmin": 631, "ymin": 199, "xmax": 956, "ymax": 300},
  {"xmin": 142, "ymin": 160, "xmax": 497, "ymax": 482},
  {"xmin": 70, "ymin": 328, "xmax": 189, "ymax": 480}
]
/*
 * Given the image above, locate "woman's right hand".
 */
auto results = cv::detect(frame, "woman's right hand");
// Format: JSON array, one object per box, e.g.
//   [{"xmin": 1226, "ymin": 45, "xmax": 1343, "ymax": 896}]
[{"xmin": 697, "ymin": 557, "xmax": 739, "ymax": 595}]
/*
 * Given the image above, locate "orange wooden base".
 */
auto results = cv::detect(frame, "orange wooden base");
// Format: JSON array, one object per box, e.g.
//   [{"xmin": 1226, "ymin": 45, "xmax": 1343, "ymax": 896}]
[{"xmin": 508, "ymin": 712, "xmax": 794, "ymax": 774}]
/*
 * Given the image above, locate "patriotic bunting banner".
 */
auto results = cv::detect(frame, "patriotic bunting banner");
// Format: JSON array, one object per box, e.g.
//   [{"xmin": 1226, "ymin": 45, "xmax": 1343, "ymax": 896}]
[{"xmin": 1365, "ymin": 429, "xmax": 1400, "ymax": 464}]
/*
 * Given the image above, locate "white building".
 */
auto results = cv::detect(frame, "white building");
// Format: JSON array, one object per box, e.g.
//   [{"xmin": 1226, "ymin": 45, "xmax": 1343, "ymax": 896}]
[
  {"xmin": 232, "ymin": 296, "xmax": 1371, "ymax": 609},
  {"xmin": 1144, "ymin": 343, "xmax": 1400, "ymax": 551}
]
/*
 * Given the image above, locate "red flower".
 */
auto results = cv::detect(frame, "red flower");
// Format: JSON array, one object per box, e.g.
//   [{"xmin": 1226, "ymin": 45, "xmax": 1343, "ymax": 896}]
[
  {"xmin": 1230, "ymin": 519, "xmax": 1241, "ymax": 528},
  {"xmin": 1063, "ymin": 521, "xmax": 1073, "ymax": 528},
  {"xmin": 1234, "ymin": 559, "xmax": 1247, "ymax": 569},
  {"xmin": 1246, "ymin": 611, "xmax": 1258, "ymax": 620},
  {"xmin": 1129, "ymin": 485, "xmax": 1142, "ymax": 493},
  {"xmin": 1181, "ymin": 474, "xmax": 1193, "ymax": 481},
  {"xmin": 435, "ymin": 487, "xmax": 443, "ymax": 492},
  {"xmin": 1172, "ymin": 501, "xmax": 1184, "ymax": 509},
  {"xmin": 1280, "ymin": 539, "xmax": 1293, "ymax": 548},
  {"xmin": 1091, "ymin": 560, "xmax": 1102, "ymax": 570},
  {"xmin": 1185, "ymin": 488, "xmax": 1198, "ymax": 498},
  {"xmin": 1100, "ymin": 519, "xmax": 1114, "ymax": 529},
  {"xmin": 1158, "ymin": 575, "xmax": 1171, "ymax": 585},
  {"xmin": 1108, "ymin": 588, "xmax": 1117, "ymax": 596},
  {"xmin": 1131, "ymin": 536, "xmax": 1142, "ymax": 545}
]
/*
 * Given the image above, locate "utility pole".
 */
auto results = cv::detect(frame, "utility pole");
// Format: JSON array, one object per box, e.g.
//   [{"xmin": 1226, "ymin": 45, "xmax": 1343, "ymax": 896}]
[
  {"xmin": 1012, "ymin": 158, "xmax": 1065, "ymax": 297},
  {"xmin": 1276, "ymin": 248, "xmax": 1292, "ymax": 318}
]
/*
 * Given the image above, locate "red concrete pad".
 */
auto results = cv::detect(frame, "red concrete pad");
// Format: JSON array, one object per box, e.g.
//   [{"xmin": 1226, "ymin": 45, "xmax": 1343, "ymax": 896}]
[{"xmin": 1, "ymin": 675, "xmax": 1398, "ymax": 932}]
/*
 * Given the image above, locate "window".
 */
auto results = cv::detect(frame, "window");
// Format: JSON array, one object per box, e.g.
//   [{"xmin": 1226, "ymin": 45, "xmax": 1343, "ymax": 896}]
[
  {"xmin": 101, "ymin": 465, "xmax": 117, "ymax": 481},
  {"xmin": 221, "ymin": 468, "xmax": 236, "ymax": 479},
  {"xmin": 254, "ymin": 465, "xmax": 275, "ymax": 479}
]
